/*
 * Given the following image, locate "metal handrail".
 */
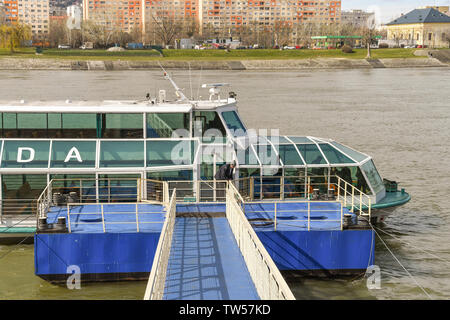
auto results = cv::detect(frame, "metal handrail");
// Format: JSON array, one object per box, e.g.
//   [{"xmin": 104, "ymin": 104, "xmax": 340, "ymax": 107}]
[
  {"xmin": 226, "ymin": 182, "xmax": 295, "ymax": 300},
  {"xmin": 144, "ymin": 188, "xmax": 177, "ymax": 300}
]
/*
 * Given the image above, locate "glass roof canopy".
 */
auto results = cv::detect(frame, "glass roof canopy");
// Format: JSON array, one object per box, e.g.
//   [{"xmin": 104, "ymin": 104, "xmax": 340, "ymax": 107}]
[{"xmin": 234, "ymin": 136, "xmax": 371, "ymax": 168}]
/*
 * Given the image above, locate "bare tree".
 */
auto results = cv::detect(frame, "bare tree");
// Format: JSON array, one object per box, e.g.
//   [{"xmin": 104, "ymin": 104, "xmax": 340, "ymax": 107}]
[
  {"xmin": 49, "ymin": 18, "xmax": 69, "ymax": 47},
  {"xmin": 147, "ymin": 13, "xmax": 183, "ymax": 47},
  {"xmin": 362, "ymin": 15, "xmax": 377, "ymax": 58}
]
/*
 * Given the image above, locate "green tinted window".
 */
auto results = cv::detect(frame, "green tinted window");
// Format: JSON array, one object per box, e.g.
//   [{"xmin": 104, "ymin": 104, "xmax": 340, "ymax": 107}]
[
  {"xmin": 147, "ymin": 170, "xmax": 193, "ymax": 181},
  {"xmin": 147, "ymin": 140, "xmax": 195, "ymax": 167},
  {"xmin": 296, "ymin": 144, "xmax": 326, "ymax": 164},
  {"xmin": 99, "ymin": 141, "xmax": 144, "ymax": 167},
  {"xmin": 102, "ymin": 113, "xmax": 143, "ymax": 138},
  {"xmin": 62, "ymin": 113, "xmax": 97, "ymax": 138},
  {"xmin": 147, "ymin": 113, "xmax": 189, "ymax": 138},
  {"xmin": 276, "ymin": 144, "xmax": 304, "ymax": 166},
  {"xmin": 50, "ymin": 141, "xmax": 96, "ymax": 168},
  {"xmin": 361, "ymin": 160, "xmax": 384, "ymax": 194},
  {"xmin": 1, "ymin": 140, "xmax": 50, "ymax": 168},
  {"xmin": 221, "ymin": 111, "xmax": 246, "ymax": 136},
  {"xmin": 2, "ymin": 113, "xmax": 18, "ymax": 138},
  {"xmin": 193, "ymin": 111, "xmax": 227, "ymax": 143},
  {"xmin": 330, "ymin": 141, "xmax": 369, "ymax": 162},
  {"xmin": 319, "ymin": 143, "xmax": 354, "ymax": 164}
]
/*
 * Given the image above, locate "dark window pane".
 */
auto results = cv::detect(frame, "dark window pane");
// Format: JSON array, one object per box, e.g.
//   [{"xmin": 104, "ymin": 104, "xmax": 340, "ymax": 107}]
[
  {"xmin": 17, "ymin": 113, "xmax": 47, "ymax": 138},
  {"xmin": 102, "ymin": 113, "xmax": 143, "ymax": 138},
  {"xmin": 62, "ymin": 113, "xmax": 97, "ymax": 138},
  {"xmin": 1, "ymin": 174, "xmax": 47, "ymax": 215},
  {"xmin": 193, "ymin": 111, "xmax": 226, "ymax": 143},
  {"xmin": 48, "ymin": 113, "xmax": 63, "ymax": 138},
  {"xmin": 147, "ymin": 113, "xmax": 189, "ymax": 138},
  {"xmin": 2, "ymin": 113, "xmax": 18, "ymax": 138}
]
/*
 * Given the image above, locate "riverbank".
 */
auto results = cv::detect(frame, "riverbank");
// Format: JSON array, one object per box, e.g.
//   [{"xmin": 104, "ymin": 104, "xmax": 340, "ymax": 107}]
[
  {"xmin": 0, "ymin": 55, "xmax": 447, "ymax": 70},
  {"xmin": 0, "ymin": 48, "xmax": 449, "ymax": 70}
]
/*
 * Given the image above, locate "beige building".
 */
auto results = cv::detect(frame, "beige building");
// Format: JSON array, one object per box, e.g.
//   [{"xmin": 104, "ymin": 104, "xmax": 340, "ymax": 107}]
[
  {"xmin": 18, "ymin": 0, "xmax": 49, "ymax": 38},
  {"xmin": 386, "ymin": 8, "xmax": 450, "ymax": 48},
  {"xmin": 422, "ymin": 6, "xmax": 449, "ymax": 16}
]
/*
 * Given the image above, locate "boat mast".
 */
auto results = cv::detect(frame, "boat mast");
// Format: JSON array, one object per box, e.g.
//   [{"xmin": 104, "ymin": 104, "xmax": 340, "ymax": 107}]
[{"xmin": 158, "ymin": 62, "xmax": 189, "ymax": 103}]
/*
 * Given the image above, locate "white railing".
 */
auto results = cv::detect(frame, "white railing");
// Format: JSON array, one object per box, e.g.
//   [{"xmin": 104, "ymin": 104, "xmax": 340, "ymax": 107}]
[
  {"xmin": 333, "ymin": 176, "xmax": 371, "ymax": 219},
  {"xmin": 226, "ymin": 183, "xmax": 295, "ymax": 300},
  {"xmin": 147, "ymin": 114, "xmax": 174, "ymax": 138},
  {"xmin": 245, "ymin": 200, "xmax": 344, "ymax": 231},
  {"xmin": 36, "ymin": 179, "xmax": 54, "ymax": 221},
  {"xmin": 143, "ymin": 189, "xmax": 177, "ymax": 300}
]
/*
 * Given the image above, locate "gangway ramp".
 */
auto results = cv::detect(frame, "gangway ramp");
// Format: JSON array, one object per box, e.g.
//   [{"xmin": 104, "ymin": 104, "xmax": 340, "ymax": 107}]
[
  {"xmin": 144, "ymin": 186, "xmax": 295, "ymax": 300},
  {"xmin": 163, "ymin": 216, "xmax": 259, "ymax": 300}
]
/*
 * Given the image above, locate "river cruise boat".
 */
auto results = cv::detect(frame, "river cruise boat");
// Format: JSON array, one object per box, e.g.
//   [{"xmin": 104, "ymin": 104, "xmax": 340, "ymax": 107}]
[{"xmin": 0, "ymin": 81, "xmax": 410, "ymax": 240}]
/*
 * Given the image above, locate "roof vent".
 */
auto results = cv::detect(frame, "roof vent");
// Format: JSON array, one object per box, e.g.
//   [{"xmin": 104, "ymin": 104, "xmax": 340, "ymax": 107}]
[
  {"xmin": 65, "ymin": 99, "xmax": 72, "ymax": 104},
  {"xmin": 20, "ymin": 99, "xmax": 25, "ymax": 104}
]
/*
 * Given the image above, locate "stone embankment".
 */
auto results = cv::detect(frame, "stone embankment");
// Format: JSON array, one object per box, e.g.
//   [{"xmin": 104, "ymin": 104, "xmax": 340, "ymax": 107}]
[{"xmin": 0, "ymin": 51, "xmax": 447, "ymax": 71}]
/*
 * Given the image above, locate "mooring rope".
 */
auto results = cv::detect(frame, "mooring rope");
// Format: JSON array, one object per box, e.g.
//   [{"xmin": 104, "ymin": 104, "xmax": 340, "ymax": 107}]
[{"xmin": 359, "ymin": 215, "xmax": 433, "ymax": 299}]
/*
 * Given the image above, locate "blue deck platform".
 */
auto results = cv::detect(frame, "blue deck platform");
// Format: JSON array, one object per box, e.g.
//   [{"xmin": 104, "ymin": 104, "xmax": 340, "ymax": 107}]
[
  {"xmin": 34, "ymin": 200, "xmax": 374, "ymax": 285},
  {"xmin": 164, "ymin": 217, "xmax": 259, "ymax": 300}
]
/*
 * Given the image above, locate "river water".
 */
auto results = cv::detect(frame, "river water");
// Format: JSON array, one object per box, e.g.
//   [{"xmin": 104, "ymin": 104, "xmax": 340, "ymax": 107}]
[{"xmin": 0, "ymin": 68, "xmax": 449, "ymax": 300}]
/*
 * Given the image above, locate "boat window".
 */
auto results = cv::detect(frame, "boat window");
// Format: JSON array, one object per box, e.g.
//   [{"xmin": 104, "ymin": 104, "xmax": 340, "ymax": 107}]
[
  {"xmin": 147, "ymin": 113, "xmax": 190, "ymax": 138},
  {"xmin": 275, "ymin": 144, "xmax": 304, "ymax": 166},
  {"xmin": 1, "ymin": 140, "xmax": 50, "ymax": 168},
  {"xmin": 48, "ymin": 113, "xmax": 63, "ymax": 137},
  {"xmin": 284, "ymin": 168, "xmax": 306, "ymax": 199},
  {"xmin": 221, "ymin": 111, "xmax": 246, "ymax": 136},
  {"xmin": 16, "ymin": 113, "xmax": 47, "ymax": 138},
  {"xmin": 101, "ymin": 113, "xmax": 143, "ymax": 138},
  {"xmin": 2, "ymin": 113, "xmax": 17, "ymax": 138},
  {"xmin": 330, "ymin": 141, "xmax": 369, "ymax": 162},
  {"xmin": 99, "ymin": 141, "xmax": 145, "ymax": 167},
  {"xmin": 1, "ymin": 174, "xmax": 47, "ymax": 215},
  {"xmin": 50, "ymin": 141, "xmax": 96, "ymax": 168},
  {"xmin": 193, "ymin": 111, "xmax": 227, "ymax": 143},
  {"xmin": 318, "ymin": 143, "xmax": 354, "ymax": 164},
  {"xmin": 147, "ymin": 170, "xmax": 193, "ymax": 181},
  {"xmin": 61, "ymin": 113, "xmax": 97, "ymax": 138},
  {"xmin": 361, "ymin": 160, "xmax": 384, "ymax": 194},
  {"xmin": 330, "ymin": 166, "xmax": 372, "ymax": 195},
  {"xmin": 50, "ymin": 174, "xmax": 97, "ymax": 203},
  {"xmin": 147, "ymin": 140, "xmax": 196, "ymax": 167},
  {"xmin": 254, "ymin": 144, "xmax": 280, "ymax": 166},
  {"xmin": 296, "ymin": 144, "xmax": 327, "ymax": 164}
]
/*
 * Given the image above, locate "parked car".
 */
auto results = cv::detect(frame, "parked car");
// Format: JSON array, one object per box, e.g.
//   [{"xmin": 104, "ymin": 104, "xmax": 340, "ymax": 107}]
[
  {"xmin": 283, "ymin": 46, "xmax": 296, "ymax": 50},
  {"xmin": 58, "ymin": 44, "xmax": 71, "ymax": 49}
]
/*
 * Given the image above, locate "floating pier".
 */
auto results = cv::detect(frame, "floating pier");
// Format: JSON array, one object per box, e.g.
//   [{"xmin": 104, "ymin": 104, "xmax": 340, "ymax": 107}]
[{"xmin": 33, "ymin": 178, "xmax": 374, "ymax": 300}]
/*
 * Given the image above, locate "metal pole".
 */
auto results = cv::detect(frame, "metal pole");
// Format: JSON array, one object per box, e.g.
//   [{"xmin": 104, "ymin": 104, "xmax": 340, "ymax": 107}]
[
  {"xmin": 67, "ymin": 203, "xmax": 71, "ymax": 233},
  {"xmin": 308, "ymin": 201, "xmax": 310, "ymax": 231},
  {"xmin": 101, "ymin": 204, "xmax": 105, "ymax": 233},
  {"xmin": 274, "ymin": 202, "xmax": 277, "ymax": 231},
  {"xmin": 136, "ymin": 203, "xmax": 139, "ymax": 232}
]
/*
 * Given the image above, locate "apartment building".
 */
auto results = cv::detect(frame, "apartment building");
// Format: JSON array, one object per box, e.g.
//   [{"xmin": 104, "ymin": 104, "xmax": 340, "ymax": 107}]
[
  {"xmin": 197, "ymin": 0, "xmax": 341, "ymax": 34},
  {"xmin": 82, "ymin": 0, "xmax": 341, "ymax": 38},
  {"xmin": 2, "ymin": 0, "xmax": 19, "ymax": 23},
  {"xmin": 18, "ymin": 0, "xmax": 49, "ymax": 37}
]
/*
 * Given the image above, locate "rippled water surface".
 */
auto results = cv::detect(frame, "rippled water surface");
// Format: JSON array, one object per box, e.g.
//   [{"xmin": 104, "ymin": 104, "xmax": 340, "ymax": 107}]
[{"xmin": 0, "ymin": 68, "xmax": 449, "ymax": 299}]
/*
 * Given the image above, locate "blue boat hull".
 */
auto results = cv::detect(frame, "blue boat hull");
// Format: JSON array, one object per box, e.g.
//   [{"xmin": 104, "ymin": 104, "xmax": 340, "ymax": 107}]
[{"xmin": 34, "ymin": 228, "xmax": 374, "ymax": 282}]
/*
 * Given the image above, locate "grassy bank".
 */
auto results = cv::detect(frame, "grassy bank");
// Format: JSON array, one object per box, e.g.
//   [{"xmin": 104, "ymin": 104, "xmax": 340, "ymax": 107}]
[{"xmin": 0, "ymin": 47, "xmax": 429, "ymax": 61}]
